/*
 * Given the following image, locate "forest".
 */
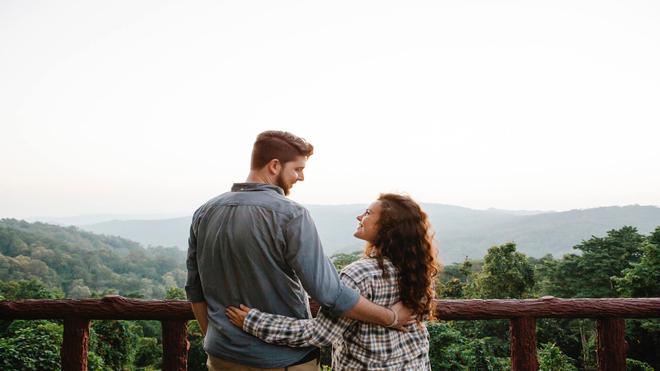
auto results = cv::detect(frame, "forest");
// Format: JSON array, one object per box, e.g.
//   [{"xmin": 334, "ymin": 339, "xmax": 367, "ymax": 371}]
[{"xmin": 0, "ymin": 219, "xmax": 658, "ymax": 370}]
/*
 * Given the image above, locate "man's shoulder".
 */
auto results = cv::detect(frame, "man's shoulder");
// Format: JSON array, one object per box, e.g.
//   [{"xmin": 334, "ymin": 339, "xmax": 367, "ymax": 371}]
[
  {"xmin": 279, "ymin": 197, "xmax": 307, "ymax": 217},
  {"xmin": 191, "ymin": 192, "xmax": 230, "ymax": 219},
  {"xmin": 193, "ymin": 190, "xmax": 308, "ymax": 220},
  {"xmin": 248, "ymin": 190, "xmax": 308, "ymax": 217}
]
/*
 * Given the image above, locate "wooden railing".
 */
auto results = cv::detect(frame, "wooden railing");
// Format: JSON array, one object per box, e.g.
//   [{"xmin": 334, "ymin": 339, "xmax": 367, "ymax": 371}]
[
  {"xmin": 0, "ymin": 295, "xmax": 191, "ymax": 371},
  {"xmin": 1, "ymin": 296, "xmax": 659, "ymax": 371},
  {"xmin": 437, "ymin": 296, "xmax": 660, "ymax": 370}
]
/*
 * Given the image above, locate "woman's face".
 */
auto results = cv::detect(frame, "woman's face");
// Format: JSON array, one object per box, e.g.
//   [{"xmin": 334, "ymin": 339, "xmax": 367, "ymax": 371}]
[{"xmin": 354, "ymin": 201, "xmax": 382, "ymax": 243}]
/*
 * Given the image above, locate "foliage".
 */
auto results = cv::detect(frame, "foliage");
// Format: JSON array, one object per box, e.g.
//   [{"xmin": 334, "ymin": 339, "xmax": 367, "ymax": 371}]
[
  {"xmin": 613, "ymin": 229, "xmax": 660, "ymax": 297},
  {"xmin": 186, "ymin": 320, "xmax": 207, "ymax": 371},
  {"xmin": 91, "ymin": 320, "xmax": 140, "ymax": 370},
  {"xmin": 626, "ymin": 358, "xmax": 654, "ymax": 371},
  {"xmin": 427, "ymin": 321, "xmax": 471, "ymax": 370},
  {"xmin": 535, "ymin": 319, "xmax": 582, "ymax": 368},
  {"xmin": 437, "ymin": 278, "xmax": 464, "ymax": 298},
  {"xmin": 134, "ymin": 320, "xmax": 162, "ymax": 341},
  {"xmin": 625, "ymin": 319, "xmax": 660, "ymax": 370},
  {"xmin": 134, "ymin": 337, "xmax": 162, "ymax": 369},
  {"xmin": 548, "ymin": 226, "xmax": 645, "ymax": 298},
  {"xmin": 0, "ymin": 320, "xmax": 62, "ymax": 371},
  {"xmin": 538, "ymin": 342, "xmax": 578, "ymax": 371},
  {"xmin": 330, "ymin": 251, "xmax": 362, "ymax": 271},
  {"xmin": 165, "ymin": 286, "xmax": 186, "ymax": 300},
  {"xmin": 0, "ymin": 219, "xmax": 187, "ymax": 299},
  {"xmin": 427, "ymin": 321, "xmax": 510, "ymax": 370},
  {"xmin": 474, "ymin": 242, "xmax": 535, "ymax": 299},
  {"xmin": 87, "ymin": 350, "xmax": 106, "ymax": 371},
  {"xmin": 0, "ymin": 278, "xmax": 63, "ymax": 300}
]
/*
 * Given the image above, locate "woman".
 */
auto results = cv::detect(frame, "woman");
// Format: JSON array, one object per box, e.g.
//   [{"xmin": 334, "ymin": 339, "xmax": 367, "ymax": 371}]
[{"xmin": 226, "ymin": 193, "xmax": 439, "ymax": 370}]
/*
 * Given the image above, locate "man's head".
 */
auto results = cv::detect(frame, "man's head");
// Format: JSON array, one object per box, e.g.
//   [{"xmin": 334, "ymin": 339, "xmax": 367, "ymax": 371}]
[{"xmin": 250, "ymin": 131, "xmax": 314, "ymax": 195}]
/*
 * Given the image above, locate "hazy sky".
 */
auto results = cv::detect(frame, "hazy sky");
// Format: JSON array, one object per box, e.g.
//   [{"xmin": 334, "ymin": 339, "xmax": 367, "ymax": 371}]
[{"xmin": 1, "ymin": 0, "xmax": 659, "ymax": 219}]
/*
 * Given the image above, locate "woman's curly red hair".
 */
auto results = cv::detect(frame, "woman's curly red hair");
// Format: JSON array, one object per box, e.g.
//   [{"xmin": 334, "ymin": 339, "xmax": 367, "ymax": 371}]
[{"xmin": 365, "ymin": 193, "xmax": 440, "ymax": 319}]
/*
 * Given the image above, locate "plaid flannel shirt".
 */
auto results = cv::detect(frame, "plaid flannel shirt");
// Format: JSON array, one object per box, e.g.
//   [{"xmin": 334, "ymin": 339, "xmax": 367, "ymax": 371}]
[{"xmin": 243, "ymin": 258, "xmax": 431, "ymax": 370}]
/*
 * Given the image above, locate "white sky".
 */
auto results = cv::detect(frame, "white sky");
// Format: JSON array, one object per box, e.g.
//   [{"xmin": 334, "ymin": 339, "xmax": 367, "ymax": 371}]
[{"xmin": 1, "ymin": 0, "xmax": 659, "ymax": 219}]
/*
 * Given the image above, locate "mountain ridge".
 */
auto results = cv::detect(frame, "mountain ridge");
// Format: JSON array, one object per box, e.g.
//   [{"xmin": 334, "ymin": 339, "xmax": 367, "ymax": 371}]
[{"xmin": 72, "ymin": 204, "xmax": 660, "ymax": 263}]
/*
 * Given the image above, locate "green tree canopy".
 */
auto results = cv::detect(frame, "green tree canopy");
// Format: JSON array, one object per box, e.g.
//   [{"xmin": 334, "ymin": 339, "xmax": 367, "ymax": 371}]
[
  {"xmin": 564, "ymin": 226, "xmax": 644, "ymax": 298},
  {"xmin": 475, "ymin": 242, "xmax": 535, "ymax": 299}
]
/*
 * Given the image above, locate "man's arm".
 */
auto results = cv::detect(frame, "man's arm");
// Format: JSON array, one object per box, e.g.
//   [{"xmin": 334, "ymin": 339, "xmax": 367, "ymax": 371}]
[
  {"xmin": 284, "ymin": 210, "xmax": 414, "ymax": 327},
  {"xmin": 284, "ymin": 210, "xmax": 359, "ymax": 316},
  {"xmin": 191, "ymin": 301, "xmax": 209, "ymax": 335},
  {"xmin": 185, "ymin": 211, "xmax": 210, "ymax": 334}
]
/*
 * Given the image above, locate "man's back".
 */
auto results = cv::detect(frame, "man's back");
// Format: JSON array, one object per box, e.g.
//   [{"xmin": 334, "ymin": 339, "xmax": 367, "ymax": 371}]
[{"xmin": 186, "ymin": 182, "xmax": 358, "ymax": 367}]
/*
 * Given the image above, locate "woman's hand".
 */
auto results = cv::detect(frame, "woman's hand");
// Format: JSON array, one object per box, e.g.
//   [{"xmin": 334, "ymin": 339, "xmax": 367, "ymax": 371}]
[{"xmin": 225, "ymin": 304, "xmax": 252, "ymax": 329}]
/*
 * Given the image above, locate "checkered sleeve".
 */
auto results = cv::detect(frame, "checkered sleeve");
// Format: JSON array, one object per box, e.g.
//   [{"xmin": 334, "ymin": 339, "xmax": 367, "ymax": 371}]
[{"xmin": 243, "ymin": 307, "xmax": 355, "ymax": 348}]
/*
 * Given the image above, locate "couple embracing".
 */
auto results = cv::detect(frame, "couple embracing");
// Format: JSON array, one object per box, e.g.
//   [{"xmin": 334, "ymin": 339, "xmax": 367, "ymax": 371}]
[{"xmin": 185, "ymin": 131, "xmax": 439, "ymax": 370}]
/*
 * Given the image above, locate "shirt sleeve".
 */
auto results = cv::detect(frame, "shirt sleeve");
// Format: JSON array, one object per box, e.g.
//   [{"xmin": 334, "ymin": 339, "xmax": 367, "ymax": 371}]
[
  {"xmin": 243, "ymin": 307, "xmax": 355, "ymax": 348},
  {"xmin": 242, "ymin": 268, "xmax": 366, "ymax": 347},
  {"xmin": 284, "ymin": 209, "xmax": 359, "ymax": 317},
  {"xmin": 185, "ymin": 211, "xmax": 205, "ymax": 302}
]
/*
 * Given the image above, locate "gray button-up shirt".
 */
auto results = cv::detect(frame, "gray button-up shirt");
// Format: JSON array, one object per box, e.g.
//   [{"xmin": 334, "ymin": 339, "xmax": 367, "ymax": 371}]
[{"xmin": 185, "ymin": 183, "xmax": 360, "ymax": 367}]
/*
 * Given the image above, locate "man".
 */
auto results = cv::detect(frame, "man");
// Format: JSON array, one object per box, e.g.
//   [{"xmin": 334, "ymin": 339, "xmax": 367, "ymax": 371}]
[{"xmin": 186, "ymin": 131, "xmax": 412, "ymax": 370}]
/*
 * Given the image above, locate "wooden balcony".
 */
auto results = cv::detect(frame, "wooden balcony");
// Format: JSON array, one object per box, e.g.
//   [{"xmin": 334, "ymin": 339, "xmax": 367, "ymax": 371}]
[{"xmin": 1, "ymin": 296, "xmax": 659, "ymax": 371}]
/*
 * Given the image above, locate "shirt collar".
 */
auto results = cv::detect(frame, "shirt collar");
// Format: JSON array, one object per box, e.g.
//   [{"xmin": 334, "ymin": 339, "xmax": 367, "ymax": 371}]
[{"xmin": 231, "ymin": 182, "xmax": 285, "ymax": 195}]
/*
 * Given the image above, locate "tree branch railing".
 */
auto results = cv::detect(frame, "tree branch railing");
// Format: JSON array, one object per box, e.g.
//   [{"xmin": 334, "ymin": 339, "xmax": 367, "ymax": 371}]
[{"xmin": 1, "ymin": 296, "xmax": 659, "ymax": 371}]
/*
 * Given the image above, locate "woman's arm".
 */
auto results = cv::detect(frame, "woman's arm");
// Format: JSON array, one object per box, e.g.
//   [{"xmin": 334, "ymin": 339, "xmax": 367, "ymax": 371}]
[{"xmin": 226, "ymin": 304, "xmax": 354, "ymax": 348}]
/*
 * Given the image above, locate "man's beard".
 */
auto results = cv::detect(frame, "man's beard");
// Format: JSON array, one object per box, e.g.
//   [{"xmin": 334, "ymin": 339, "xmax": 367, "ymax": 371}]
[{"xmin": 275, "ymin": 173, "xmax": 291, "ymax": 196}]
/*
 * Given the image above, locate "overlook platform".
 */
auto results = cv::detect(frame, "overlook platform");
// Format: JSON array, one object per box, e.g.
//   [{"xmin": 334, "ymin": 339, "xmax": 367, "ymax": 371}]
[{"xmin": 1, "ymin": 296, "xmax": 659, "ymax": 371}]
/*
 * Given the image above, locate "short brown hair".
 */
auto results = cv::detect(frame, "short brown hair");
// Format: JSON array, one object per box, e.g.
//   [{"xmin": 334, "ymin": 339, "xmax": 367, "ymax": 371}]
[{"xmin": 250, "ymin": 131, "xmax": 314, "ymax": 170}]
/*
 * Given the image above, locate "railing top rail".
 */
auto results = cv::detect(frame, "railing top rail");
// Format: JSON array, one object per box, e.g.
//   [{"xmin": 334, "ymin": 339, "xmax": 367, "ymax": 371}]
[
  {"xmin": 0, "ymin": 296, "xmax": 194, "ymax": 320},
  {"xmin": 1, "ymin": 296, "xmax": 659, "ymax": 321},
  {"xmin": 436, "ymin": 297, "xmax": 660, "ymax": 320}
]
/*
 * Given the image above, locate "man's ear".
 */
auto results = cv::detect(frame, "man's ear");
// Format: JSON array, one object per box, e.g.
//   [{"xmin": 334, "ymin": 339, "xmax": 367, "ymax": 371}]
[{"xmin": 266, "ymin": 159, "xmax": 281, "ymax": 176}]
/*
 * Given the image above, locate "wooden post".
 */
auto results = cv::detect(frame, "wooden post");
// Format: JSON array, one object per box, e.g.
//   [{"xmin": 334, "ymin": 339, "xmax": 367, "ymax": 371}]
[
  {"xmin": 510, "ymin": 317, "xmax": 538, "ymax": 371},
  {"xmin": 597, "ymin": 318, "xmax": 626, "ymax": 371},
  {"xmin": 162, "ymin": 320, "xmax": 189, "ymax": 371},
  {"xmin": 61, "ymin": 318, "xmax": 90, "ymax": 371}
]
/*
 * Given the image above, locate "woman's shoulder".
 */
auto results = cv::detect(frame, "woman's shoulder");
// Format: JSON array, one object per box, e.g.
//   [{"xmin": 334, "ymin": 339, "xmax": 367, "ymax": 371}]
[{"xmin": 341, "ymin": 257, "xmax": 395, "ymax": 281}]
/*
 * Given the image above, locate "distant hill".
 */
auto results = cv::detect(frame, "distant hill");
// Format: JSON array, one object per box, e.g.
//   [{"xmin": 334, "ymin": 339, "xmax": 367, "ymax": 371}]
[
  {"xmin": 78, "ymin": 204, "xmax": 660, "ymax": 263},
  {"xmin": 80, "ymin": 217, "xmax": 190, "ymax": 249},
  {"xmin": 437, "ymin": 205, "xmax": 660, "ymax": 262},
  {"xmin": 0, "ymin": 219, "xmax": 186, "ymax": 298},
  {"xmin": 27, "ymin": 213, "xmax": 187, "ymax": 226}
]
